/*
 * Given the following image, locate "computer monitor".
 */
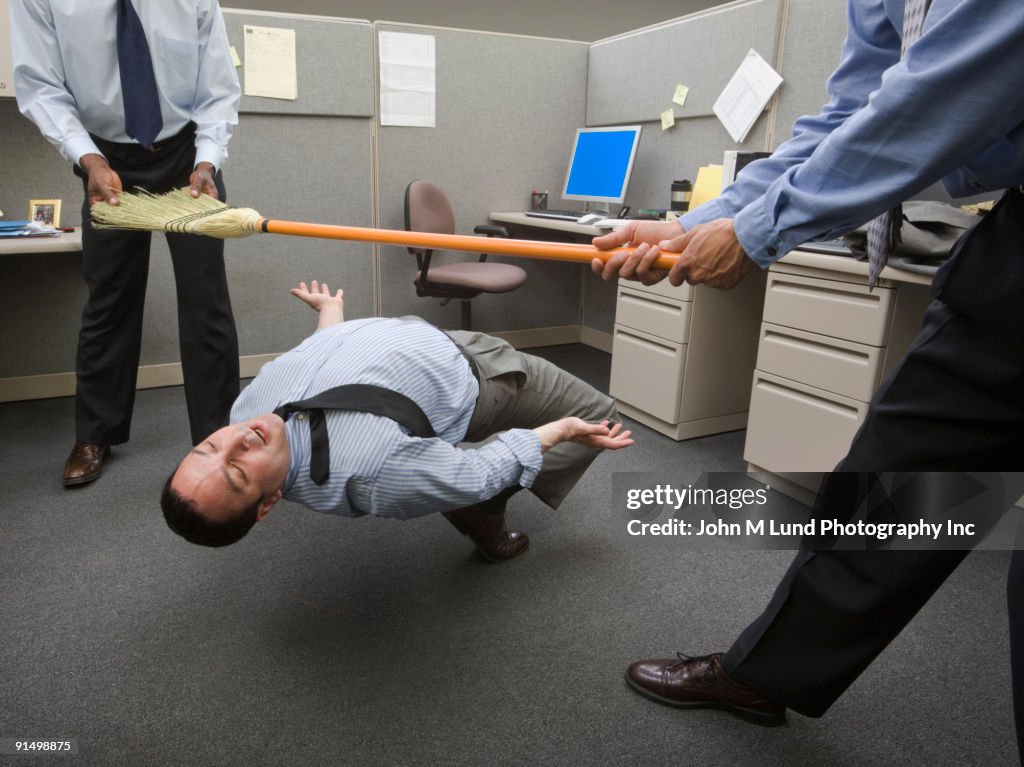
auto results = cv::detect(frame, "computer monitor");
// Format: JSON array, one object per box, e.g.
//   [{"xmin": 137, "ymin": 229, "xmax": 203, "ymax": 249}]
[{"xmin": 561, "ymin": 125, "xmax": 642, "ymax": 208}]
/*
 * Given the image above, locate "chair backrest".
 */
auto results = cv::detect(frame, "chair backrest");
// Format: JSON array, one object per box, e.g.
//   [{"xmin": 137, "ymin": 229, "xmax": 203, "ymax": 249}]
[{"xmin": 404, "ymin": 180, "xmax": 455, "ymax": 257}]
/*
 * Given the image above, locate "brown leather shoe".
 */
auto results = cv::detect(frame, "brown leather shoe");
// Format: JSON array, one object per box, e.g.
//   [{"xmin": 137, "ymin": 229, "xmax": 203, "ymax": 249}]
[
  {"xmin": 442, "ymin": 505, "xmax": 529, "ymax": 563},
  {"xmin": 63, "ymin": 441, "xmax": 111, "ymax": 487},
  {"xmin": 626, "ymin": 652, "xmax": 785, "ymax": 726}
]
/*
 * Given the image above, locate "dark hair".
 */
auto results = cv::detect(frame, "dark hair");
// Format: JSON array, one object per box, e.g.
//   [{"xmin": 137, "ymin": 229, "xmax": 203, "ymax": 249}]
[{"xmin": 160, "ymin": 471, "xmax": 261, "ymax": 547}]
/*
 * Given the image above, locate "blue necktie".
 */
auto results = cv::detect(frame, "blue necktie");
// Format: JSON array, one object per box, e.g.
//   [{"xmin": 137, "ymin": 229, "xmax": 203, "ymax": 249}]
[
  {"xmin": 116, "ymin": 0, "xmax": 163, "ymax": 148},
  {"xmin": 866, "ymin": 0, "xmax": 931, "ymax": 289}
]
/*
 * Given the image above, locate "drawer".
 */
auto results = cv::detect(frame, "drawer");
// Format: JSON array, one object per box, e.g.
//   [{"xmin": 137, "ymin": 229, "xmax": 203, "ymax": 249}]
[
  {"xmin": 618, "ymin": 277, "xmax": 694, "ymax": 302},
  {"xmin": 743, "ymin": 371, "xmax": 868, "ymax": 473},
  {"xmin": 756, "ymin": 322, "xmax": 884, "ymax": 402},
  {"xmin": 763, "ymin": 270, "xmax": 895, "ymax": 346},
  {"xmin": 610, "ymin": 325, "xmax": 686, "ymax": 424},
  {"xmin": 615, "ymin": 285, "xmax": 692, "ymax": 343}
]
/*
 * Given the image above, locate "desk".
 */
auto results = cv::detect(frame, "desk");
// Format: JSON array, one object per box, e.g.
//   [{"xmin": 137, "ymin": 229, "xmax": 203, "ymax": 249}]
[
  {"xmin": 489, "ymin": 211, "xmax": 604, "ymax": 239},
  {"xmin": 0, "ymin": 229, "xmax": 83, "ymax": 401},
  {"xmin": 744, "ymin": 250, "xmax": 934, "ymax": 504},
  {"xmin": 492, "ymin": 211, "xmax": 767, "ymax": 441},
  {"xmin": 0, "ymin": 228, "xmax": 82, "ymax": 255},
  {"xmin": 609, "ymin": 271, "xmax": 766, "ymax": 440}
]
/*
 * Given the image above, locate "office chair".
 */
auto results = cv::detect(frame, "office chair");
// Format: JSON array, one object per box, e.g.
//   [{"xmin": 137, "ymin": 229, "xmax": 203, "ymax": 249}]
[{"xmin": 404, "ymin": 179, "xmax": 527, "ymax": 330}]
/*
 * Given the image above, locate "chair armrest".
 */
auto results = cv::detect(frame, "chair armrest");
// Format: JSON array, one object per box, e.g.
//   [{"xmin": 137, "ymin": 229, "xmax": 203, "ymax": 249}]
[{"xmin": 474, "ymin": 224, "xmax": 510, "ymax": 238}]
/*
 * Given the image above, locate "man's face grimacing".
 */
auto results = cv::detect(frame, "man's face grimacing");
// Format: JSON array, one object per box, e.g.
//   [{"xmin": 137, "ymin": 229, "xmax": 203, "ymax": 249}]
[{"xmin": 172, "ymin": 415, "xmax": 291, "ymax": 524}]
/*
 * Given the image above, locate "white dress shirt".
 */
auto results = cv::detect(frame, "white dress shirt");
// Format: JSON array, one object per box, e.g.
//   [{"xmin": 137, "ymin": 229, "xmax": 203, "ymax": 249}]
[{"xmin": 10, "ymin": 0, "xmax": 240, "ymax": 168}]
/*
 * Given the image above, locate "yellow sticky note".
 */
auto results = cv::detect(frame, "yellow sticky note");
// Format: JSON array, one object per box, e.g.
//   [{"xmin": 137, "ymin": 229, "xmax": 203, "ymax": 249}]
[
  {"xmin": 672, "ymin": 84, "xmax": 689, "ymax": 106},
  {"xmin": 661, "ymin": 108, "xmax": 675, "ymax": 131},
  {"xmin": 230, "ymin": 45, "xmax": 242, "ymax": 67}
]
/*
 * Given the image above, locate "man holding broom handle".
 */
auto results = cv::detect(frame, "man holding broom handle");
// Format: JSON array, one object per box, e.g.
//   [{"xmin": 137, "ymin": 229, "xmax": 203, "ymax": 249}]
[{"xmin": 11, "ymin": 0, "xmax": 242, "ymax": 486}]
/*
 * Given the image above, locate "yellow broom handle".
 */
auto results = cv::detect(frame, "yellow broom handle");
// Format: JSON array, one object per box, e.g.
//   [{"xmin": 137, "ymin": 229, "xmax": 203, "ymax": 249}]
[{"xmin": 259, "ymin": 218, "xmax": 680, "ymax": 271}]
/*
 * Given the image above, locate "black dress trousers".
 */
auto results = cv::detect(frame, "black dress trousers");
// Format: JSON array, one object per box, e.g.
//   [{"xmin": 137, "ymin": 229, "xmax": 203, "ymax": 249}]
[
  {"xmin": 720, "ymin": 191, "xmax": 1024, "ymax": 726},
  {"xmin": 75, "ymin": 124, "xmax": 239, "ymax": 446}
]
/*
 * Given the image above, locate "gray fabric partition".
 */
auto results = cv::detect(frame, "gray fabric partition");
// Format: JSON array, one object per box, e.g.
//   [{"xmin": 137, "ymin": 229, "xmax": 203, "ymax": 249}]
[
  {"xmin": 626, "ymin": 116, "xmax": 770, "ymax": 216},
  {"xmin": 221, "ymin": 10, "xmax": 375, "ymax": 117},
  {"xmin": 0, "ymin": 100, "xmax": 82, "ymax": 226},
  {"xmin": 586, "ymin": 0, "xmax": 783, "ymax": 126},
  {"xmin": 373, "ymin": 23, "xmax": 590, "ymax": 332},
  {"xmin": 0, "ymin": 101, "xmax": 86, "ymax": 378},
  {"xmin": 149, "ymin": 114, "xmax": 376, "ymax": 362},
  {"xmin": 581, "ymin": 0, "xmax": 781, "ymax": 336},
  {"xmin": 0, "ymin": 14, "xmax": 376, "ymax": 382},
  {"xmin": 772, "ymin": 0, "xmax": 846, "ymax": 145}
]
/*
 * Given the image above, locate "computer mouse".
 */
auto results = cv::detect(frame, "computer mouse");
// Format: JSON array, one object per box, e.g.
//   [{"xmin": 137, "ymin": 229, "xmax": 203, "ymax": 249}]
[{"xmin": 577, "ymin": 213, "xmax": 604, "ymax": 225}]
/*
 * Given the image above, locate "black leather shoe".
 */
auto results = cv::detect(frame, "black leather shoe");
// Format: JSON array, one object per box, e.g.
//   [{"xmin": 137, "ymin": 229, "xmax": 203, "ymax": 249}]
[
  {"xmin": 626, "ymin": 652, "xmax": 786, "ymax": 726},
  {"xmin": 63, "ymin": 441, "xmax": 110, "ymax": 487},
  {"xmin": 443, "ymin": 505, "xmax": 529, "ymax": 562}
]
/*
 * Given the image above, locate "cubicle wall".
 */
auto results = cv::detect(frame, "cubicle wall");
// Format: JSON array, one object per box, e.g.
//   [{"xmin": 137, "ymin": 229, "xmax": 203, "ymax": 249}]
[
  {"xmin": 0, "ymin": 0, "xmax": 853, "ymax": 397},
  {"xmin": 216, "ymin": 11, "xmax": 376, "ymax": 361},
  {"xmin": 581, "ymin": 0, "xmax": 783, "ymax": 336},
  {"xmin": 0, "ymin": 12, "xmax": 378, "ymax": 393},
  {"xmin": 772, "ymin": 0, "xmax": 846, "ymax": 137},
  {"xmin": 373, "ymin": 22, "xmax": 589, "ymax": 336},
  {"xmin": 0, "ymin": 102, "xmax": 89, "ymax": 382}
]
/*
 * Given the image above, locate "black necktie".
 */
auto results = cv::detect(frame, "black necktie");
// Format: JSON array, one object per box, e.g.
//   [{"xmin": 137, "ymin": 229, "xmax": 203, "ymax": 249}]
[
  {"xmin": 116, "ymin": 0, "xmax": 163, "ymax": 148},
  {"xmin": 272, "ymin": 384, "xmax": 436, "ymax": 485},
  {"xmin": 865, "ymin": 0, "xmax": 931, "ymax": 289}
]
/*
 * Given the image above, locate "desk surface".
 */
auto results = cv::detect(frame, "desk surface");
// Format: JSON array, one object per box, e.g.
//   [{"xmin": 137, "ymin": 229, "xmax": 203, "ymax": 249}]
[
  {"xmin": 489, "ymin": 211, "xmax": 604, "ymax": 237},
  {"xmin": 779, "ymin": 249, "xmax": 934, "ymax": 286},
  {"xmin": 488, "ymin": 221, "xmax": 936, "ymax": 287},
  {"xmin": 0, "ymin": 228, "xmax": 82, "ymax": 255}
]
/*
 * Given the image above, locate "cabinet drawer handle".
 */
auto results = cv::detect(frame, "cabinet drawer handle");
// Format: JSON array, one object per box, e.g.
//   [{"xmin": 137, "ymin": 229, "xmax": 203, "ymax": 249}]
[
  {"xmin": 770, "ymin": 278, "xmax": 881, "ymax": 308},
  {"xmin": 616, "ymin": 330, "xmax": 678, "ymax": 356},
  {"xmin": 757, "ymin": 379, "xmax": 859, "ymax": 419},
  {"xmin": 763, "ymin": 329, "xmax": 870, "ymax": 366}
]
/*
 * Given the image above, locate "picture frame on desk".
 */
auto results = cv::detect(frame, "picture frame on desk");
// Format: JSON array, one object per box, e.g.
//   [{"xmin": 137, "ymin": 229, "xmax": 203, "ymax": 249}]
[{"xmin": 28, "ymin": 198, "xmax": 61, "ymax": 228}]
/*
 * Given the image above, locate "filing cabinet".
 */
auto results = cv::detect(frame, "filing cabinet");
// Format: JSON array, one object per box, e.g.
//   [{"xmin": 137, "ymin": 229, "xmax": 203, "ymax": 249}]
[
  {"xmin": 744, "ymin": 254, "xmax": 933, "ymax": 503},
  {"xmin": 609, "ymin": 272, "xmax": 766, "ymax": 440}
]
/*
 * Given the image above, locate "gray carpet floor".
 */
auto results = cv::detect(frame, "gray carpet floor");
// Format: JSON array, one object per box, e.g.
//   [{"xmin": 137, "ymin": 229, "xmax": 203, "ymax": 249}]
[{"xmin": 0, "ymin": 344, "xmax": 1015, "ymax": 766}]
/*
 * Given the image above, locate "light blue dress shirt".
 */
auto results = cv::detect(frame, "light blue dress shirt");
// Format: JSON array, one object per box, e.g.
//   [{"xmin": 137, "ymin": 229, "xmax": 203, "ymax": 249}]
[
  {"xmin": 231, "ymin": 318, "xmax": 543, "ymax": 520},
  {"xmin": 10, "ymin": 0, "xmax": 240, "ymax": 169},
  {"xmin": 682, "ymin": 0, "xmax": 1024, "ymax": 266}
]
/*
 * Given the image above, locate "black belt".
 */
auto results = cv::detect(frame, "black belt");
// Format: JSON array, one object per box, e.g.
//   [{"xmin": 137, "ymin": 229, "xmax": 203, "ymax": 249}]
[{"xmin": 89, "ymin": 121, "xmax": 196, "ymax": 156}]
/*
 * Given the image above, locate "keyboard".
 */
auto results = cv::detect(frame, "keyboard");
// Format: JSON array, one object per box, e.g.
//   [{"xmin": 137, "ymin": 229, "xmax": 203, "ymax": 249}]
[{"xmin": 524, "ymin": 209, "xmax": 584, "ymax": 221}]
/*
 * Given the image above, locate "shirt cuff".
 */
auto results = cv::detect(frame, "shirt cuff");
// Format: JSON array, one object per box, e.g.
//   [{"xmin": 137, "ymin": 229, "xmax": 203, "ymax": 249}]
[
  {"xmin": 680, "ymin": 198, "xmax": 730, "ymax": 230},
  {"xmin": 733, "ymin": 198, "xmax": 787, "ymax": 268},
  {"xmin": 496, "ymin": 429, "xmax": 543, "ymax": 488},
  {"xmin": 194, "ymin": 138, "xmax": 225, "ymax": 171},
  {"xmin": 66, "ymin": 136, "xmax": 103, "ymax": 167}
]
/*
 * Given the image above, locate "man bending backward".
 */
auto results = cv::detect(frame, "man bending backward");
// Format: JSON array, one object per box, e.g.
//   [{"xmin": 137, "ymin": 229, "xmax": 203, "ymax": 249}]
[{"xmin": 162, "ymin": 281, "xmax": 633, "ymax": 558}]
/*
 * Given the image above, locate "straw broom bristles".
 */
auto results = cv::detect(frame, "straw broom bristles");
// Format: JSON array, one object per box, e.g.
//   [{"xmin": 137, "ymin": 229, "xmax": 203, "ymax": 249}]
[{"xmin": 91, "ymin": 187, "xmax": 263, "ymax": 238}]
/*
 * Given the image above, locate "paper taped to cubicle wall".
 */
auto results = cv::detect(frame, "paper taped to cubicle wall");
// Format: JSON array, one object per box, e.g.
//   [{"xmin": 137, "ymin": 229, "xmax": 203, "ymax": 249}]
[
  {"xmin": 243, "ymin": 25, "xmax": 297, "ymax": 101},
  {"xmin": 713, "ymin": 49, "xmax": 782, "ymax": 143},
  {"xmin": 379, "ymin": 31, "xmax": 436, "ymax": 128}
]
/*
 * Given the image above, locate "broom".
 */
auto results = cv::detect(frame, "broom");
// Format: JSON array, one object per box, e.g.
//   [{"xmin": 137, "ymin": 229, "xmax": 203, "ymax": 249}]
[{"xmin": 89, "ymin": 187, "xmax": 680, "ymax": 270}]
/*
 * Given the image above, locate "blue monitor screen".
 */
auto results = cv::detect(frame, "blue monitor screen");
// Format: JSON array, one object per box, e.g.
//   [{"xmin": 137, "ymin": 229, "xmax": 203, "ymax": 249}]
[{"xmin": 562, "ymin": 126, "xmax": 642, "ymax": 205}]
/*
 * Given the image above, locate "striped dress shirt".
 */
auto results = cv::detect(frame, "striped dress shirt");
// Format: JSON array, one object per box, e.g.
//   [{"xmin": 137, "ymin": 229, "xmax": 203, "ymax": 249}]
[{"xmin": 231, "ymin": 318, "xmax": 542, "ymax": 519}]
